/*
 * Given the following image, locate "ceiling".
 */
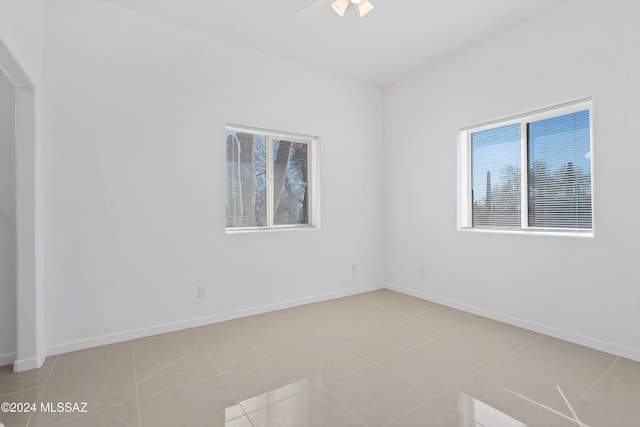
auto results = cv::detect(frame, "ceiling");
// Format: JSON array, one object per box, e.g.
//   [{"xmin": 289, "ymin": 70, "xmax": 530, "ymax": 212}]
[{"xmin": 101, "ymin": 0, "xmax": 566, "ymax": 87}]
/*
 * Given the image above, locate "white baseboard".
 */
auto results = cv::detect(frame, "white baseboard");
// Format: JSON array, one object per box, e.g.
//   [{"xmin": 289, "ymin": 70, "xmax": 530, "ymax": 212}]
[
  {"xmin": 12, "ymin": 352, "xmax": 46, "ymax": 373},
  {"xmin": 0, "ymin": 351, "xmax": 16, "ymax": 368},
  {"xmin": 384, "ymin": 282, "xmax": 640, "ymax": 362},
  {"xmin": 47, "ymin": 283, "xmax": 384, "ymax": 356}
]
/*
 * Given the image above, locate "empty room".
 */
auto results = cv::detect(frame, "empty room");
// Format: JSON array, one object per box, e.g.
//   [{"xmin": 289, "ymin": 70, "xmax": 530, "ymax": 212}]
[{"xmin": 0, "ymin": 0, "xmax": 639, "ymax": 426}]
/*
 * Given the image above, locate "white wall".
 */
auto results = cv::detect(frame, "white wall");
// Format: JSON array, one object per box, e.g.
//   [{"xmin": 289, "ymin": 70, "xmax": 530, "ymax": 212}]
[
  {"xmin": 384, "ymin": 0, "xmax": 640, "ymax": 360},
  {"xmin": 0, "ymin": 0, "xmax": 46, "ymax": 371},
  {"xmin": 0, "ymin": 0, "xmax": 44, "ymax": 84},
  {"xmin": 0, "ymin": 69, "xmax": 16, "ymax": 365},
  {"xmin": 43, "ymin": 1, "xmax": 384, "ymax": 353}
]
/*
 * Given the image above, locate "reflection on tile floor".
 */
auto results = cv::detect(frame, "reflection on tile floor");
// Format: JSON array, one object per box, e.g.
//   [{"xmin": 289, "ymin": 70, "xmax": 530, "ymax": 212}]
[{"xmin": 0, "ymin": 289, "xmax": 638, "ymax": 426}]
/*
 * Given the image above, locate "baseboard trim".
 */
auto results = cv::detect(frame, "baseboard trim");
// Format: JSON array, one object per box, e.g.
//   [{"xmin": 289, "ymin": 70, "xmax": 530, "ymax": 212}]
[
  {"xmin": 47, "ymin": 283, "xmax": 384, "ymax": 356},
  {"xmin": 12, "ymin": 352, "xmax": 46, "ymax": 373},
  {"xmin": 384, "ymin": 282, "xmax": 640, "ymax": 362},
  {"xmin": 0, "ymin": 351, "xmax": 16, "ymax": 368}
]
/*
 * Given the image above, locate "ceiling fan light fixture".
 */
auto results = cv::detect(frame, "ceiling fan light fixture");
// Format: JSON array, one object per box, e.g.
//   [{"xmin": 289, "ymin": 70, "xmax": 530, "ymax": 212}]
[
  {"xmin": 331, "ymin": 0, "xmax": 373, "ymax": 18},
  {"xmin": 331, "ymin": 0, "xmax": 350, "ymax": 17},
  {"xmin": 356, "ymin": 0, "xmax": 374, "ymax": 17}
]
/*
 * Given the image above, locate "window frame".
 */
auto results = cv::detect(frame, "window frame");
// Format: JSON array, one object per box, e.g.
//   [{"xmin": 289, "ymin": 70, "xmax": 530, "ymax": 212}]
[
  {"xmin": 225, "ymin": 124, "xmax": 319, "ymax": 233},
  {"xmin": 457, "ymin": 99, "xmax": 594, "ymax": 237}
]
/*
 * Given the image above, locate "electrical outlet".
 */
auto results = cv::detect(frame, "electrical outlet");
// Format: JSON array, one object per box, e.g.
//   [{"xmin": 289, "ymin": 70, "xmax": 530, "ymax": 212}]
[
  {"xmin": 351, "ymin": 262, "xmax": 358, "ymax": 276},
  {"xmin": 419, "ymin": 267, "xmax": 425, "ymax": 278},
  {"xmin": 637, "ymin": 296, "xmax": 640, "ymax": 312},
  {"xmin": 197, "ymin": 286, "xmax": 207, "ymax": 299}
]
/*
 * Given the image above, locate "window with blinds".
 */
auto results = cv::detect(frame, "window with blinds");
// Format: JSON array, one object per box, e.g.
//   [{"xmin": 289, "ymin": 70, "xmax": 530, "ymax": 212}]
[
  {"xmin": 459, "ymin": 99, "xmax": 593, "ymax": 234},
  {"xmin": 471, "ymin": 123, "xmax": 521, "ymax": 228},
  {"xmin": 528, "ymin": 110, "xmax": 592, "ymax": 229},
  {"xmin": 225, "ymin": 125, "xmax": 316, "ymax": 231}
]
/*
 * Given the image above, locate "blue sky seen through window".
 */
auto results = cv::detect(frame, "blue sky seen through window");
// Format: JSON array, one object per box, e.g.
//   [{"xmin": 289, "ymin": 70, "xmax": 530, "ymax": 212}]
[
  {"xmin": 470, "ymin": 109, "xmax": 591, "ymax": 228},
  {"xmin": 471, "ymin": 123, "xmax": 520, "ymax": 205},
  {"xmin": 528, "ymin": 110, "xmax": 591, "ymax": 178}
]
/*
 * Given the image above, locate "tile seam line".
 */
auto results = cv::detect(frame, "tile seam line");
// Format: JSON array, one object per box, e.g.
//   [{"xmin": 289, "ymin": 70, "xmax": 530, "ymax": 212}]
[
  {"xmin": 25, "ymin": 355, "xmax": 58, "ymax": 427},
  {"xmin": 192, "ymin": 327, "xmax": 256, "ymax": 427},
  {"xmin": 131, "ymin": 339, "xmax": 142, "ymax": 427},
  {"xmin": 575, "ymin": 355, "xmax": 619, "ymax": 403}
]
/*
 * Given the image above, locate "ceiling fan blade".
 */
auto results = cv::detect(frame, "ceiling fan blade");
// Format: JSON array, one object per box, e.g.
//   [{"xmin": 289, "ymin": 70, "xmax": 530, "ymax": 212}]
[
  {"xmin": 357, "ymin": 0, "xmax": 374, "ymax": 17},
  {"xmin": 331, "ymin": 0, "xmax": 350, "ymax": 17}
]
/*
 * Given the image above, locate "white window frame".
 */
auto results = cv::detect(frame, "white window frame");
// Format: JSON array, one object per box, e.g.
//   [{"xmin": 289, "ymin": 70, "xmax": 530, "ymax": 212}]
[
  {"xmin": 457, "ymin": 98, "xmax": 594, "ymax": 237},
  {"xmin": 225, "ymin": 124, "xmax": 319, "ymax": 233}
]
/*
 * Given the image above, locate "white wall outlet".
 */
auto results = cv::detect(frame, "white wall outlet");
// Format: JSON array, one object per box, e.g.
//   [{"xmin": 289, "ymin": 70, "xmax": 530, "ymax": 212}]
[
  {"xmin": 197, "ymin": 286, "xmax": 207, "ymax": 299},
  {"xmin": 419, "ymin": 267, "xmax": 425, "ymax": 278},
  {"xmin": 637, "ymin": 296, "xmax": 640, "ymax": 312},
  {"xmin": 351, "ymin": 262, "xmax": 358, "ymax": 276}
]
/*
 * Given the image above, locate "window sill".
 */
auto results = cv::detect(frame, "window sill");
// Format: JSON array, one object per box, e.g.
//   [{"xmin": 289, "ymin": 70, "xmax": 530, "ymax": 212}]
[
  {"xmin": 225, "ymin": 225, "xmax": 318, "ymax": 234},
  {"xmin": 458, "ymin": 227, "xmax": 594, "ymax": 238}
]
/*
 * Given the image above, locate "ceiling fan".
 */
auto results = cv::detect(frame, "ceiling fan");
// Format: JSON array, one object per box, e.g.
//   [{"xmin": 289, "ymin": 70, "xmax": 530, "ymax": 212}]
[
  {"xmin": 331, "ymin": 0, "xmax": 375, "ymax": 17},
  {"xmin": 297, "ymin": 0, "xmax": 375, "ymax": 18}
]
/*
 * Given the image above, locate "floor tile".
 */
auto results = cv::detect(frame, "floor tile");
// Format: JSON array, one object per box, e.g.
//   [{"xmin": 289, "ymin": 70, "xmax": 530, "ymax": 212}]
[
  {"xmin": 266, "ymin": 323, "xmax": 334, "ymax": 354},
  {"xmin": 224, "ymin": 314, "xmax": 280, "ymax": 338},
  {"xmin": 336, "ymin": 290, "xmax": 393, "ymax": 308},
  {"xmin": 342, "ymin": 329, "xmax": 415, "ymax": 362},
  {"xmin": 0, "ymin": 290, "xmax": 635, "ymax": 427},
  {"xmin": 0, "ymin": 357, "xmax": 54, "ymax": 397},
  {"xmin": 0, "ymin": 386, "xmax": 41, "ymax": 427},
  {"xmin": 206, "ymin": 334, "xmax": 281, "ymax": 373},
  {"xmin": 380, "ymin": 346, "xmax": 474, "ymax": 399},
  {"xmin": 323, "ymin": 364, "xmax": 428, "ymax": 427},
  {"xmin": 194, "ymin": 321, "xmax": 240, "ymax": 346},
  {"xmin": 138, "ymin": 376, "xmax": 239, "ymax": 427},
  {"xmin": 48, "ymin": 342, "xmax": 133, "ymax": 383},
  {"xmin": 348, "ymin": 305, "xmax": 407, "ymax": 329},
  {"xmin": 512, "ymin": 335, "xmax": 616, "ymax": 371},
  {"xmin": 556, "ymin": 360, "xmax": 640, "ymax": 427},
  {"xmin": 481, "ymin": 351, "xmax": 606, "ymax": 417},
  {"xmin": 423, "ymin": 331, "xmax": 507, "ymax": 371},
  {"xmin": 382, "ymin": 308, "xmax": 471, "ymax": 345},
  {"xmin": 317, "ymin": 299, "xmax": 407, "ymax": 338},
  {"xmin": 31, "ymin": 365, "xmax": 136, "ymax": 426},
  {"xmin": 385, "ymin": 397, "xmax": 462, "ymax": 427},
  {"xmin": 41, "ymin": 400, "xmax": 139, "ymax": 427},
  {"xmin": 617, "ymin": 356, "xmax": 640, "ymax": 369},
  {"xmin": 247, "ymin": 386, "xmax": 365, "ymax": 427},
  {"xmin": 223, "ymin": 356, "xmax": 313, "ymax": 409},
  {"xmin": 458, "ymin": 320, "xmax": 539, "ymax": 352},
  {"xmin": 135, "ymin": 347, "xmax": 219, "ymax": 397},
  {"xmin": 537, "ymin": 335, "xmax": 617, "ymax": 363},
  {"xmin": 381, "ymin": 296, "xmax": 439, "ymax": 317},
  {"xmin": 133, "ymin": 329, "xmax": 202, "ymax": 362},
  {"xmin": 436, "ymin": 374, "xmax": 563, "ymax": 427},
  {"xmin": 233, "ymin": 378, "xmax": 311, "ymax": 416},
  {"xmin": 290, "ymin": 340, "xmax": 372, "ymax": 384}
]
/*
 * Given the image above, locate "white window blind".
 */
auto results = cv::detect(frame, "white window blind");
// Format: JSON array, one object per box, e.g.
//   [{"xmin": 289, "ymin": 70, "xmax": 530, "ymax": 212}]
[
  {"xmin": 527, "ymin": 110, "xmax": 592, "ymax": 229},
  {"xmin": 459, "ymin": 100, "xmax": 593, "ymax": 235},
  {"xmin": 471, "ymin": 123, "xmax": 521, "ymax": 228},
  {"xmin": 225, "ymin": 126, "xmax": 315, "ymax": 230}
]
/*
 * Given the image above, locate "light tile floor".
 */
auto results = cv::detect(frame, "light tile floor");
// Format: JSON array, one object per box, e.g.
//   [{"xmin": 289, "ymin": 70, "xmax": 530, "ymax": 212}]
[{"xmin": 0, "ymin": 289, "xmax": 638, "ymax": 426}]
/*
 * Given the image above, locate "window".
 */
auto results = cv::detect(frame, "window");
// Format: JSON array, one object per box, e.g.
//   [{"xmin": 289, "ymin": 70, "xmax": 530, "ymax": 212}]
[
  {"xmin": 458, "ymin": 99, "xmax": 593, "ymax": 234},
  {"xmin": 225, "ymin": 125, "xmax": 316, "ymax": 231}
]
